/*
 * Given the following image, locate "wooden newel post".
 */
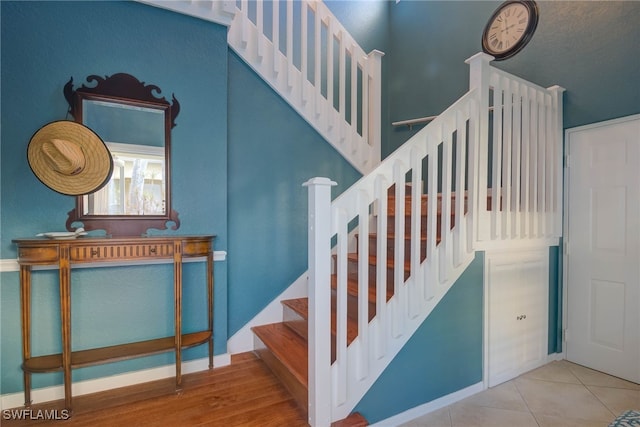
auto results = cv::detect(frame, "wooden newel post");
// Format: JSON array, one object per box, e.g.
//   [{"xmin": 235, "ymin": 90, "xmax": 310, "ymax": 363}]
[{"xmin": 303, "ymin": 177, "xmax": 337, "ymax": 427}]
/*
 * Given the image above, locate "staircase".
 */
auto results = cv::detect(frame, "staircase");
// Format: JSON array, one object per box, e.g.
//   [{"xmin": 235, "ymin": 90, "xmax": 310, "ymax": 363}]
[
  {"xmin": 280, "ymin": 54, "xmax": 562, "ymax": 426},
  {"xmin": 138, "ymin": 2, "xmax": 563, "ymax": 426}
]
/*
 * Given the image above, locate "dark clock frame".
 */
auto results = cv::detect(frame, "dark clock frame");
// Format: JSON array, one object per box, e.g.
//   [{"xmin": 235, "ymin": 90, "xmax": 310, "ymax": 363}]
[{"xmin": 481, "ymin": 0, "xmax": 539, "ymax": 61}]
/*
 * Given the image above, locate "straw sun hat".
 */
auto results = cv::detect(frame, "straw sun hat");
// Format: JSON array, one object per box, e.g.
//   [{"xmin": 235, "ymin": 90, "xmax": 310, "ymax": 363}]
[{"xmin": 27, "ymin": 121, "xmax": 113, "ymax": 196}]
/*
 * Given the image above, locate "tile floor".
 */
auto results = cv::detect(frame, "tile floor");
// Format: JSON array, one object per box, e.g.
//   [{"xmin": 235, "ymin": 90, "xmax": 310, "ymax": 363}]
[{"xmin": 400, "ymin": 360, "xmax": 640, "ymax": 427}]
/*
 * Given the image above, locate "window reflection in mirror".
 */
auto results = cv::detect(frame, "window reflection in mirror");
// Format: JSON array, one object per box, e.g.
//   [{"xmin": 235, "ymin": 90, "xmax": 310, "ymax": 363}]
[
  {"xmin": 83, "ymin": 143, "xmax": 165, "ymax": 215},
  {"xmin": 82, "ymin": 100, "xmax": 165, "ymax": 216}
]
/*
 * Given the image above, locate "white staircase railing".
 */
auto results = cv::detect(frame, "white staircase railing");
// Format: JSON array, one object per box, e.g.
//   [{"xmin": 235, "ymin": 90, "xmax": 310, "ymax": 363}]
[
  {"xmin": 473, "ymin": 57, "xmax": 565, "ymax": 245},
  {"xmin": 305, "ymin": 53, "xmax": 564, "ymax": 426},
  {"xmin": 140, "ymin": 0, "xmax": 383, "ymax": 175}
]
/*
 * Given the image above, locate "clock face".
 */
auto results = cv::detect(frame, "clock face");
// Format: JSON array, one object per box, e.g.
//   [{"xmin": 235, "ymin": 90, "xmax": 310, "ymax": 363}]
[{"xmin": 482, "ymin": 1, "xmax": 539, "ymax": 60}]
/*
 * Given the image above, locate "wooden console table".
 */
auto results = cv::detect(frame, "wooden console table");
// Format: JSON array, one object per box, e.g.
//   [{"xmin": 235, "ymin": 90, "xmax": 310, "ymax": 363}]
[{"xmin": 12, "ymin": 235, "xmax": 215, "ymax": 412}]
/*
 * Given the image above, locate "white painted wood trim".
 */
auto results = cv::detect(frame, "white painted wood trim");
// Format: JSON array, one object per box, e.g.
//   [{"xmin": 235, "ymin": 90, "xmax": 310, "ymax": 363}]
[
  {"xmin": 483, "ymin": 247, "xmax": 550, "ymax": 389},
  {"xmin": 0, "ymin": 251, "xmax": 227, "ymax": 273},
  {"xmin": 474, "ymin": 238, "xmax": 559, "ymax": 252},
  {"xmin": 369, "ymin": 382, "xmax": 484, "ymax": 427},
  {"xmin": 0, "ymin": 354, "xmax": 231, "ymax": 410},
  {"xmin": 547, "ymin": 352, "xmax": 564, "ymax": 363},
  {"xmin": 136, "ymin": 0, "xmax": 236, "ymax": 27}
]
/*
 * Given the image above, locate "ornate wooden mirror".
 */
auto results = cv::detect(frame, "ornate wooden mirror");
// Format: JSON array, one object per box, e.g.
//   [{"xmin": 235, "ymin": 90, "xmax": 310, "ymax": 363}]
[{"xmin": 64, "ymin": 73, "xmax": 180, "ymax": 236}]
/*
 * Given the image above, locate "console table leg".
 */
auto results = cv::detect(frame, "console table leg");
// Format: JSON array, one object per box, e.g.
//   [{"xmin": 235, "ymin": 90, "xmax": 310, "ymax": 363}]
[
  {"xmin": 59, "ymin": 246, "xmax": 73, "ymax": 411},
  {"xmin": 208, "ymin": 251, "xmax": 214, "ymax": 369},
  {"xmin": 19, "ymin": 266, "xmax": 32, "ymax": 406},
  {"xmin": 174, "ymin": 241, "xmax": 183, "ymax": 392}
]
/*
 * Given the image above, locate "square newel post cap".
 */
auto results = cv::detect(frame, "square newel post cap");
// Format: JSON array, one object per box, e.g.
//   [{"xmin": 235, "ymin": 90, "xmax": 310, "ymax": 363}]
[
  {"xmin": 465, "ymin": 52, "xmax": 495, "ymax": 65},
  {"xmin": 303, "ymin": 177, "xmax": 338, "ymax": 188}
]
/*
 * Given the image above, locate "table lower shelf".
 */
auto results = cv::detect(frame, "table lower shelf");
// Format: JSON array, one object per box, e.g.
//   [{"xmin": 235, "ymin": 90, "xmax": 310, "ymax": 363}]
[{"xmin": 22, "ymin": 331, "xmax": 212, "ymax": 373}]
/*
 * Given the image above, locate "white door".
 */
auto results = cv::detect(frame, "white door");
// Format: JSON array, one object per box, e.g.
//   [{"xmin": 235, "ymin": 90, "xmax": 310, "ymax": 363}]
[{"xmin": 565, "ymin": 115, "xmax": 640, "ymax": 383}]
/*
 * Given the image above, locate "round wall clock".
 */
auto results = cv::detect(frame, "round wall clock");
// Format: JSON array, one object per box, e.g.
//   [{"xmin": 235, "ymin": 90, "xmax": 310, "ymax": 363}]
[{"xmin": 482, "ymin": 0, "xmax": 539, "ymax": 61}]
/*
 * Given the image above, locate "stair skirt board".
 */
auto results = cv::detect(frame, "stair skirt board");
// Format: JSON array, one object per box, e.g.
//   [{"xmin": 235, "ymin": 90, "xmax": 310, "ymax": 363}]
[
  {"xmin": 228, "ymin": 272, "xmax": 308, "ymax": 354},
  {"xmin": 228, "ymin": 226, "xmax": 360, "ymax": 355}
]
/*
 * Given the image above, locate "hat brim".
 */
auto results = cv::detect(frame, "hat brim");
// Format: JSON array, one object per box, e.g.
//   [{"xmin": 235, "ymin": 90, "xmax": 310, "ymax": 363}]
[{"xmin": 28, "ymin": 121, "xmax": 113, "ymax": 196}]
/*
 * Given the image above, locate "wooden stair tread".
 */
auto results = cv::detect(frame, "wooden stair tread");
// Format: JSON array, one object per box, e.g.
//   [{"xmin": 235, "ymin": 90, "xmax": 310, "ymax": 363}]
[
  {"xmin": 331, "ymin": 274, "xmax": 393, "ymax": 303},
  {"xmin": 282, "ymin": 297, "xmax": 360, "ymax": 344},
  {"xmin": 367, "ymin": 232, "xmax": 427, "ymax": 241},
  {"xmin": 252, "ymin": 323, "xmax": 308, "ymax": 388},
  {"xmin": 347, "ymin": 252, "xmax": 411, "ymax": 271},
  {"xmin": 332, "ymin": 412, "xmax": 369, "ymax": 427}
]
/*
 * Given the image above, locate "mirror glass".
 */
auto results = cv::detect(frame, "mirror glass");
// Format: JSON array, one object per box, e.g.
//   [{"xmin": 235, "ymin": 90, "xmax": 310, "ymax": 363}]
[
  {"xmin": 82, "ymin": 100, "xmax": 166, "ymax": 216},
  {"xmin": 64, "ymin": 73, "xmax": 180, "ymax": 236}
]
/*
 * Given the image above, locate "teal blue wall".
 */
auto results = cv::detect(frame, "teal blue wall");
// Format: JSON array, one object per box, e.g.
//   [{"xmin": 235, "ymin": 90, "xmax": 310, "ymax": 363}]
[
  {"xmin": 355, "ymin": 252, "xmax": 484, "ymax": 423},
  {"xmin": 387, "ymin": 1, "xmax": 640, "ymax": 156},
  {"xmin": 0, "ymin": 0, "xmax": 359, "ymax": 396},
  {"xmin": 0, "ymin": 1, "xmax": 229, "ymax": 394},
  {"xmin": 224, "ymin": 0, "xmax": 390, "ymax": 336},
  {"xmin": 1, "ymin": 0, "xmax": 633, "ymax": 419},
  {"xmin": 549, "ymin": 245, "xmax": 562, "ymax": 354},
  {"xmin": 227, "ymin": 51, "xmax": 360, "ymax": 334}
]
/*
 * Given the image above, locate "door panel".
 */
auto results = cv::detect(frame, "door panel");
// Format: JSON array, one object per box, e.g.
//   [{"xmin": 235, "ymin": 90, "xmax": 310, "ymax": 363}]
[
  {"xmin": 566, "ymin": 116, "xmax": 640, "ymax": 383},
  {"xmin": 487, "ymin": 250, "xmax": 548, "ymax": 387}
]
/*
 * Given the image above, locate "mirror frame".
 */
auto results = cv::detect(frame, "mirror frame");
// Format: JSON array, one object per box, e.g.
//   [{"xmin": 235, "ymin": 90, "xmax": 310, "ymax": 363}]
[{"xmin": 64, "ymin": 73, "xmax": 181, "ymax": 236}]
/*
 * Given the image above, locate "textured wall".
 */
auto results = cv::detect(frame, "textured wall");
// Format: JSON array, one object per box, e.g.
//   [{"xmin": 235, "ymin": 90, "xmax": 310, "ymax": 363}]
[
  {"xmin": 387, "ymin": 1, "xmax": 640, "ymax": 155},
  {"xmin": 355, "ymin": 252, "xmax": 485, "ymax": 423},
  {"xmin": 0, "ymin": 0, "xmax": 227, "ymax": 394}
]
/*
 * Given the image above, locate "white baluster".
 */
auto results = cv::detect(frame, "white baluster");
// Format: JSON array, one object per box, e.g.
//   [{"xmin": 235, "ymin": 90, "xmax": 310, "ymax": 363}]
[
  {"xmin": 334, "ymin": 207, "xmax": 348, "ymax": 406},
  {"xmin": 367, "ymin": 50, "xmax": 384, "ymax": 167},
  {"xmin": 338, "ymin": 35, "xmax": 346, "ymax": 143},
  {"xmin": 521, "ymin": 88, "xmax": 531, "ymax": 237},
  {"xmin": 454, "ymin": 107, "xmax": 467, "ymax": 265},
  {"xmin": 272, "ymin": 0, "xmax": 280, "ymax": 76},
  {"xmin": 426, "ymin": 136, "xmax": 438, "ymax": 301},
  {"xmin": 410, "ymin": 145, "xmax": 424, "ymax": 318},
  {"xmin": 314, "ymin": 5, "xmax": 322, "ymax": 118},
  {"xmin": 356, "ymin": 189, "xmax": 369, "ymax": 380},
  {"xmin": 350, "ymin": 44, "xmax": 358, "ymax": 154},
  {"xmin": 256, "ymin": 0, "xmax": 264, "ymax": 60},
  {"xmin": 512, "ymin": 82, "xmax": 522, "ymax": 239},
  {"xmin": 392, "ymin": 161, "xmax": 406, "ymax": 338},
  {"xmin": 286, "ymin": 0, "xmax": 294, "ymax": 89},
  {"xmin": 492, "ymin": 78, "xmax": 503, "ymax": 240},
  {"xmin": 530, "ymin": 88, "xmax": 540, "ymax": 237},
  {"xmin": 440, "ymin": 122, "xmax": 453, "ymax": 284},
  {"xmin": 548, "ymin": 85, "xmax": 565, "ymax": 237},
  {"xmin": 240, "ymin": 0, "xmax": 249, "ymax": 48},
  {"xmin": 466, "ymin": 97, "xmax": 479, "ymax": 254},
  {"xmin": 326, "ymin": 17, "xmax": 335, "ymax": 132},
  {"xmin": 374, "ymin": 174, "xmax": 388, "ymax": 359},
  {"xmin": 502, "ymin": 76, "xmax": 513, "ymax": 239}
]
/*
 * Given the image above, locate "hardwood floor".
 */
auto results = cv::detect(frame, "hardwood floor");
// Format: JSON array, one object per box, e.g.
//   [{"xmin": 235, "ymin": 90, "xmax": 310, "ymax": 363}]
[{"xmin": 3, "ymin": 353, "xmax": 309, "ymax": 426}]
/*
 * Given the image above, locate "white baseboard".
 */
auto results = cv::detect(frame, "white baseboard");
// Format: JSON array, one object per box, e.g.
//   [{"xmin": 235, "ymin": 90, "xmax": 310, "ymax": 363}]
[
  {"xmin": 1, "ymin": 353, "xmax": 231, "ymax": 410},
  {"xmin": 547, "ymin": 352, "xmax": 564, "ymax": 362},
  {"xmin": 227, "ymin": 272, "xmax": 308, "ymax": 354},
  {"xmin": 369, "ymin": 382, "xmax": 484, "ymax": 427}
]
